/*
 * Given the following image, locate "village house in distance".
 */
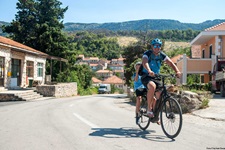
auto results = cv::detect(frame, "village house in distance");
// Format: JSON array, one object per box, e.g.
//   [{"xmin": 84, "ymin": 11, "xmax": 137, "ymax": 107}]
[{"xmin": 76, "ymin": 54, "xmax": 126, "ymax": 91}]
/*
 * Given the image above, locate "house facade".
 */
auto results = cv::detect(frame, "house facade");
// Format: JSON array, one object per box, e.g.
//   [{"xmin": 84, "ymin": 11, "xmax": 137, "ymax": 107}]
[
  {"xmin": 96, "ymin": 70, "xmax": 113, "ymax": 79},
  {"xmin": 176, "ymin": 22, "xmax": 225, "ymax": 84},
  {"xmin": 0, "ymin": 36, "xmax": 48, "ymax": 89},
  {"xmin": 102, "ymin": 75, "xmax": 126, "ymax": 91}
]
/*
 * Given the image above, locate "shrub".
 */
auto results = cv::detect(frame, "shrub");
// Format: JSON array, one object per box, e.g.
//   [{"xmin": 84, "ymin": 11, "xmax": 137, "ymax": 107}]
[{"xmin": 199, "ymin": 98, "xmax": 209, "ymax": 109}]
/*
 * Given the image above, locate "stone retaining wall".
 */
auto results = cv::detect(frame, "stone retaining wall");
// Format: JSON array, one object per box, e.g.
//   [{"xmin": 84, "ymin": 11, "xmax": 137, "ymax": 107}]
[
  {"xmin": 0, "ymin": 94, "xmax": 22, "ymax": 101},
  {"xmin": 36, "ymin": 82, "xmax": 77, "ymax": 97}
]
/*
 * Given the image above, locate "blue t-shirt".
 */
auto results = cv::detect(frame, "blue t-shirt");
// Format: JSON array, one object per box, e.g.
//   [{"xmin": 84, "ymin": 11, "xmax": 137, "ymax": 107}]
[
  {"xmin": 142, "ymin": 50, "xmax": 167, "ymax": 74},
  {"xmin": 132, "ymin": 73, "xmax": 145, "ymax": 91}
]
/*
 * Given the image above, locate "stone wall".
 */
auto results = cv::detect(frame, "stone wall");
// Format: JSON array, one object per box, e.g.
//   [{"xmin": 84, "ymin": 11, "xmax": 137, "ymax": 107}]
[
  {"xmin": 36, "ymin": 82, "xmax": 77, "ymax": 97},
  {"xmin": 0, "ymin": 94, "xmax": 22, "ymax": 101}
]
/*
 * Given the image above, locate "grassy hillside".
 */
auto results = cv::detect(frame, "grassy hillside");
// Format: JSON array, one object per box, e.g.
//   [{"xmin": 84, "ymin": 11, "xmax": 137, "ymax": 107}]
[
  {"xmin": 115, "ymin": 36, "xmax": 139, "ymax": 47},
  {"xmin": 164, "ymin": 41, "xmax": 190, "ymax": 52},
  {"xmin": 115, "ymin": 36, "xmax": 190, "ymax": 51}
]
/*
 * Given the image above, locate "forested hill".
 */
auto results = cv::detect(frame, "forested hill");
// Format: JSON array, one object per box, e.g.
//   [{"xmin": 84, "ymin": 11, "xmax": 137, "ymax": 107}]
[
  {"xmin": 1, "ymin": 19, "xmax": 225, "ymax": 35},
  {"xmin": 64, "ymin": 19, "xmax": 225, "ymax": 31}
]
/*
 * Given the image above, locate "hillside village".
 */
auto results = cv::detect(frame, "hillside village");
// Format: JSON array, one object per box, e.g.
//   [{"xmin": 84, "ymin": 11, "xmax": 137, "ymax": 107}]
[{"xmin": 76, "ymin": 54, "xmax": 126, "ymax": 91}]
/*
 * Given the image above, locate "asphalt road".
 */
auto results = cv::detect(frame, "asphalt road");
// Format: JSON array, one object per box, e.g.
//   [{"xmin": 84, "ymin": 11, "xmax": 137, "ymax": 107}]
[{"xmin": 0, "ymin": 94, "xmax": 225, "ymax": 150}]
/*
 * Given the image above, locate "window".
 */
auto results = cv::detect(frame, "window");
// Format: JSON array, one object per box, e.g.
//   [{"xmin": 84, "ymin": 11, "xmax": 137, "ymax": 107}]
[
  {"xmin": 37, "ymin": 63, "xmax": 43, "ymax": 77},
  {"xmin": 26, "ymin": 61, "xmax": 34, "ymax": 77},
  {"xmin": 200, "ymin": 75, "xmax": 204, "ymax": 83},
  {"xmin": 209, "ymin": 45, "xmax": 212, "ymax": 58},
  {"xmin": 202, "ymin": 49, "xmax": 205, "ymax": 58}
]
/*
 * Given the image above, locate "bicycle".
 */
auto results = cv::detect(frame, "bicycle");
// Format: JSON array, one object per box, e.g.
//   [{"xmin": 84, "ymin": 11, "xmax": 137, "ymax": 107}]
[{"xmin": 137, "ymin": 74, "xmax": 183, "ymax": 139}]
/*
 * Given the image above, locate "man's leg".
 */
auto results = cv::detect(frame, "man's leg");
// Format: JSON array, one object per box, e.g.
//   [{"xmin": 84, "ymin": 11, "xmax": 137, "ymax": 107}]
[
  {"xmin": 147, "ymin": 81, "xmax": 156, "ymax": 117},
  {"xmin": 152, "ymin": 91, "xmax": 161, "ymax": 111},
  {"xmin": 136, "ymin": 96, "xmax": 141, "ymax": 114},
  {"xmin": 152, "ymin": 91, "xmax": 161, "ymax": 125},
  {"xmin": 135, "ymin": 95, "xmax": 142, "ymax": 124}
]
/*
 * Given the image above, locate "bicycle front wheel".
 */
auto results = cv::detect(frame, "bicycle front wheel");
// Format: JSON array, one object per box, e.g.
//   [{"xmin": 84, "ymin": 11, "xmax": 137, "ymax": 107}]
[
  {"xmin": 138, "ymin": 96, "xmax": 150, "ymax": 130},
  {"xmin": 160, "ymin": 97, "xmax": 182, "ymax": 139}
]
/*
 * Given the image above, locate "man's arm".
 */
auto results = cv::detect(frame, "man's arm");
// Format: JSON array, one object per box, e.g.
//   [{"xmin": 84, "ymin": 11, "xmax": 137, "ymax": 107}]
[
  {"xmin": 142, "ymin": 56, "xmax": 154, "ymax": 76},
  {"xmin": 165, "ymin": 58, "xmax": 181, "ymax": 77},
  {"xmin": 134, "ymin": 67, "xmax": 139, "ymax": 81}
]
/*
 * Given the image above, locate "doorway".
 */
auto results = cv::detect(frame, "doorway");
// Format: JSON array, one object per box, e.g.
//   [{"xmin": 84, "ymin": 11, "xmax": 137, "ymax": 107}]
[
  {"xmin": 0, "ymin": 57, "xmax": 4, "ymax": 86},
  {"xmin": 11, "ymin": 58, "xmax": 21, "ymax": 87}
]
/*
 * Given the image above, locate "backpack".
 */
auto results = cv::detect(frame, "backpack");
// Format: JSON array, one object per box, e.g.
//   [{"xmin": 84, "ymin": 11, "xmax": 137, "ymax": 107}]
[
  {"xmin": 138, "ymin": 50, "xmax": 164, "ymax": 76},
  {"xmin": 138, "ymin": 64, "xmax": 145, "ymax": 76}
]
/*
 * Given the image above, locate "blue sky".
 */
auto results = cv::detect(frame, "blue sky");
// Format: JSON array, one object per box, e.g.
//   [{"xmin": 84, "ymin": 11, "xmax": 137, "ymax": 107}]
[{"xmin": 0, "ymin": 0, "xmax": 225, "ymax": 23}]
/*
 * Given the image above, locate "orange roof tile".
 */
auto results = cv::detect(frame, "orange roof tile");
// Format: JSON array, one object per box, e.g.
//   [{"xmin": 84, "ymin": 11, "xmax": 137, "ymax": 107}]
[
  {"xmin": 96, "ymin": 70, "xmax": 113, "ymax": 73},
  {"xmin": 90, "ymin": 64, "xmax": 98, "ymax": 66},
  {"xmin": 113, "ymin": 70, "xmax": 124, "ymax": 73},
  {"xmin": 205, "ymin": 22, "xmax": 225, "ymax": 31},
  {"xmin": 103, "ymin": 75, "xmax": 124, "ymax": 84},
  {"xmin": 92, "ymin": 77, "xmax": 102, "ymax": 83},
  {"xmin": 0, "ymin": 36, "xmax": 48, "ymax": 56},
  {"xmin": 90, "ymin": 57, "xmax": 99, "ymax": 60}
]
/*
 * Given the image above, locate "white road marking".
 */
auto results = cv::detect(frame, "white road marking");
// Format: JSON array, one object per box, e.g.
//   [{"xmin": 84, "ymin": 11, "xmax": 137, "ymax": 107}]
[{"xmin": 73, "ymin": 113, "xmax": 99, "ymax": 128}]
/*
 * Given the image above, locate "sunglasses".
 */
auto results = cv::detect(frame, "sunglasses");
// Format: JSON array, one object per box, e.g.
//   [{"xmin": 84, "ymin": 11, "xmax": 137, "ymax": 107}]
[{"xmin": 153, "ymin": 45, "xmax": 161, "ymax": 48}]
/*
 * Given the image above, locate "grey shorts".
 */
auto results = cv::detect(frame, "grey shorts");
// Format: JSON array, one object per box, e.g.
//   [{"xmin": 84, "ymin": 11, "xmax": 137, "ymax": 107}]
[
  {"xmin": 141, "ymin": 74, "xmax": 162, "ymax": 90},
  {"xmin": 135, "ymin": 88, "xmax": 147, "ymax": 96}
]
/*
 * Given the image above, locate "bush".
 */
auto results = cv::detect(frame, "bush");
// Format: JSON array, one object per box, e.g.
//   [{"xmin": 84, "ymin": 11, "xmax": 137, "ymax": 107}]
[
  {"xmin": 118, "ymin": 88, "xmax": 124, "ymax": 94},
  {"xmin": 90, "ymin": 86, "xmax": 99, "ymax": 94},
  {"xmin": 199, "ymin": 98, "xmax": 209, "ymax": 109},
  {"xmin": 78, "ymin": 87, "xmax": 92, "ymax": 96},
  {"xmin": 111, "ymin": 84, "xmax": 116, "ymax": 94}
]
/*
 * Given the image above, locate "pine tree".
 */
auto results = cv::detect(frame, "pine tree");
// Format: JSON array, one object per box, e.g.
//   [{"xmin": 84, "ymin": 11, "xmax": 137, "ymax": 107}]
[
  {"xmin": 123, "ymin": 44, "xmax": 146, "ymax": 86},
  {"xmin": 3, "ymin": 0, "xmax": 68, "ymax": 57},
  {"xmin": 3, "ymin": 0, "xmax": 69, "ymax": 79}
]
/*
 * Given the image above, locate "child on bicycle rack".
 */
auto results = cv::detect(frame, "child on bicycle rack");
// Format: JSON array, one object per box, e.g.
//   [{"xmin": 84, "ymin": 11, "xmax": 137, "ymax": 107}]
[
  {"xmin": 132, "ymin": 61, "xmax": 147, "ymax": 125},
  {"xmin": 140, "ymin": 38, "xmax": 181, "ymax": 119}
]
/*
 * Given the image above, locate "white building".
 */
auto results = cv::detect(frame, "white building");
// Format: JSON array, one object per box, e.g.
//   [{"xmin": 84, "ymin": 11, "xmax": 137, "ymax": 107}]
[{"xmin": 0, "ymin": 36, "xmax": 47, "ymax": 89}]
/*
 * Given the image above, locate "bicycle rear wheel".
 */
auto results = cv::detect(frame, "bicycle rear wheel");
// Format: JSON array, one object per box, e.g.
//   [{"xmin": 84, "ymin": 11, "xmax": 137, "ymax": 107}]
[
  {"xmin": 138, "ymin": 96, "xmax": 150, "ymax": 130},
  {"xmin": 160, "ymin": 97, "xmax": 182, "ymax": 139}
]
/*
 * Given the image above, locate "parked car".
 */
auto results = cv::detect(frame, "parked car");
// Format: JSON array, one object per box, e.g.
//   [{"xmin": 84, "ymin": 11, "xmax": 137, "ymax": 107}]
[{"xmin": 98, "ymin": 84, "xmax": 111, "ymax": 94}]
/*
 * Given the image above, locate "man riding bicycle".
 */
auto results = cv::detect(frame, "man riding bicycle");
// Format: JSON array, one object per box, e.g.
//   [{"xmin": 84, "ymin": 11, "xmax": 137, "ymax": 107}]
[{"xmin": 141, "ymin": 38, "xmax": 181, "ymax": 118}]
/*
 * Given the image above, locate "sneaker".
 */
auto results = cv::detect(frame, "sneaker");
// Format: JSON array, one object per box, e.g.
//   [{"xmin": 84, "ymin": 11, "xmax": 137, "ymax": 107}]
[
  {"xmin": 147, "ymin": 111, "xmax": 154, "ymax": 118},
  {"xmin": 153, "ymin": 118, "xmax": 161, "ymax": 125},
  {"xmin": 135, "ymin": 113, "xmax": 140, "ymax": 125}
]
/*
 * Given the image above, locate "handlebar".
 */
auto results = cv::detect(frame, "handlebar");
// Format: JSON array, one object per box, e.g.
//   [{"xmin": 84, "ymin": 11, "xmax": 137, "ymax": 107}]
[
  {"xmin": 142, "ymin": 73, "xmax": 180, "ymax": 80},
  {"xmin": 155, "ymin": 74, "xmax": 176, "ymax": 78}
]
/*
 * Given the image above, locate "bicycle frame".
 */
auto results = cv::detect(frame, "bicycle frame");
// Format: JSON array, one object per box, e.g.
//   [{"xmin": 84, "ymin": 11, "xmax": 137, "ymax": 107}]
[{"xmin": 150, "ymin": 74, "xmax": 174, "ymax": 122}]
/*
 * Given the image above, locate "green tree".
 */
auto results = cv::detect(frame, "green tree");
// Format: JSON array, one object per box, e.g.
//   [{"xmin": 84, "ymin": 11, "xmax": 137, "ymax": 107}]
[
  {"xmin": 71, "ymin": 31, "xmax": 121, "ymax": 59},
  {"xmin": 123, "ymin": 43, "xmax": 146, "ymax": 86},
  {"xmin": 3, "ymin": 0, "xmax": 69, "ymax": 79}
]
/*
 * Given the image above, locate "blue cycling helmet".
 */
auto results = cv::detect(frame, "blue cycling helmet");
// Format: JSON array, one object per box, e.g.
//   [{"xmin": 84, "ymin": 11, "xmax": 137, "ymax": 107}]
[{"xmin": 151, "ymin": 38, "xmax": 162, "ymax": 45}]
